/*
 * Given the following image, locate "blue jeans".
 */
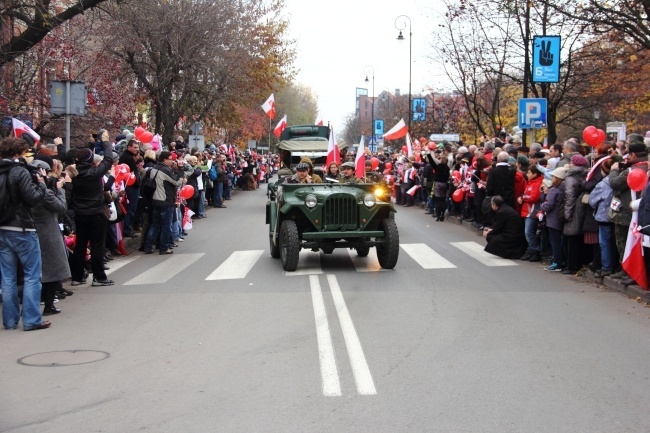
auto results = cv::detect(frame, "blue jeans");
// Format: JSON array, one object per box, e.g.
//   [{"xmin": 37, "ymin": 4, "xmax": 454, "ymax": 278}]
[
  {"xmin": 145, "ymin": 205, "xmax": 174, "ymax": 252},
  {"xmin": 0, "ymin": 230, "xmax": 43, "ymax": 330},
  {"xmin": 524, "ymin": 217, "xmax": 540, "ymax": 251},
  {"xmin": 198, "ymin": 190, "xmax": 206, "ymax": 216},
  {"xmin": 548, "ymin": 227, "xmax": 564, "ymax": 266},
  {"xmin": 212, "ymin": 182, "xmax": 224, "ymax": 207},
  {"xmin": 599, "ymin": 223, "xmax": 614, "ymax": 271},
  {"xmin": 123, "ymin": 185, "xmax": 140, "ymax": 235}
]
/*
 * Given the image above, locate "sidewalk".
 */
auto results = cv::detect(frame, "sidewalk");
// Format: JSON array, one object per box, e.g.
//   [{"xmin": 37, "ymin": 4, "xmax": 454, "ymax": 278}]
[{"xmin": 442, "ymin": 212, "xmax": 650, "ymax": 303}]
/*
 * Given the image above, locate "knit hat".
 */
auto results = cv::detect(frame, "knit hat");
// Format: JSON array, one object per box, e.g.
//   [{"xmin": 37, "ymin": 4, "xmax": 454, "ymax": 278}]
[
  {"xmin": 78, "ymin": 148, "xmax": 94, "ymax": 164},
  {"xmin": 570, "ymin": 154, "xmax": 588, "ymax": 167},
  {"xmin": 34, "ymin": 154, "xmax": 54, "ymax": 170},
  {"xmin": 542, "ymin": 179, "xmax": 553, "ymax": 189},
  {"xmin": 517, "ymin": 155, "xmax": 530, "ymax": 165},
  {"xmin": 550, "ymin": 166, "xmax": 568, "ymax": 180}
]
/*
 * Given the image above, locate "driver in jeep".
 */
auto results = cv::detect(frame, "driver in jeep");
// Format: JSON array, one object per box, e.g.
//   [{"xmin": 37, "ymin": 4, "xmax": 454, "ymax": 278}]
[{"xmin": 286, "ymin": 162, "xmax": 313, "ymax": 184}]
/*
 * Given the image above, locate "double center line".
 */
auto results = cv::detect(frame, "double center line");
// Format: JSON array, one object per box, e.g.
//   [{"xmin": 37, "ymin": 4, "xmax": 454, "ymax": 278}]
[{"xmin": 309, "ymin": 274, "xmax": 376, "ymax": 397}]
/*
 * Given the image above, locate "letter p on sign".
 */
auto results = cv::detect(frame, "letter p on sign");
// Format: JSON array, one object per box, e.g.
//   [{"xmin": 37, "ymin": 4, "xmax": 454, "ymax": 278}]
[{"xmin": 525, "ymin": 102, "xmax": 541, "ymax": 125}]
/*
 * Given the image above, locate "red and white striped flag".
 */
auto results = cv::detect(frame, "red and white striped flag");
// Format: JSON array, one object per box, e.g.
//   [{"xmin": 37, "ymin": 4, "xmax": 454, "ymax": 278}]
[
  {"xmin": 383, "ymin": 118, "xmax": 407, "ymax": 140},
  {"xmin": 405, "ymin": 133, "xmax": 414, "ymax": 157},
  {"xmin": 261, "ymin": 93, "xmax": 276, "ymax": 120},
  {"xmin": 355, "ymin": 136, "xmax": 366, "ymax": 179},
  {"xmin": 622, "ymin": 209, "xmax": 648, "ymax": 289},
  {"xmin": 273, "ymin": 114, "xmax": 287, "ymax": 138},
  {"xmin": 325, "ymin": 126, "xmax": 340, "ymax": 167},
  {"xmin": 12, "ymin": 118, "xmax": 40, "ymax": 143}
]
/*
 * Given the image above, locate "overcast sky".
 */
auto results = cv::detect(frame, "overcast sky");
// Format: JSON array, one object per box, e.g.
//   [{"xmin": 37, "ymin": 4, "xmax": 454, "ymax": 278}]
[{"xmin": 281, "ymin": 0, "xmax": 450, "ymax": 132}]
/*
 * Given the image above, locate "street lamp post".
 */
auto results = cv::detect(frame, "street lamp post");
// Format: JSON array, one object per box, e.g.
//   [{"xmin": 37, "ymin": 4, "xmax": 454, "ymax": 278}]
[
  {"xmin": 395, "ymin": 15, "xmax": 412, "ymax": 133},
  {"xmin": 364, "ymin": 65, "xmax": 375, "ymax": 152},
  {"xmin": 593, "ymin": 108, "xmax": 600, "ymax": 128}
]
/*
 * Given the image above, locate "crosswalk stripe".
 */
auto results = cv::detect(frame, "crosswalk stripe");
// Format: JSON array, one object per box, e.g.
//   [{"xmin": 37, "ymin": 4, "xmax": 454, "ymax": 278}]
[
  {"xmin": 285, "ymin": 250, "xmax": 323, "ymax": 276},
  {"xmin": 400, "ymin": 243, "xmax": 457, "ymax": 269},
  {"xmin": 105, "ymin": 256, "xmax": 140, "ymax": 275},
  {"xmin": 450, "ymin": 241, "xmax": 518, "ymax": 266},
  {"xmin": 347, "ymin": 248, "xmax": 387, "ymax": 272},
  {"xmin": 123, "ymin": 253, "xmax": 205, "ymax": 285},
  {"xmin": 205, "ymin": 250, "xmax": 264, "ymax": 280}
]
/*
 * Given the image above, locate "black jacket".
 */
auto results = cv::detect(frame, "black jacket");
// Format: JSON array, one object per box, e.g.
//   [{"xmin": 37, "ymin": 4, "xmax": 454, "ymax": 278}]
[
  {"xmin": 119, "ymin": 150, "xmax": 141, "ymax": 187},
  {"xmin": 486, "ymin": 163, "xmax": 517, "ymax": 209},
  {"xmin": 71, "ymin": 141, "xmax": 114, "ymax": 215},
  {"xmin": 0, "ymin": 159, "xmax": 48, "ymax": 230}
]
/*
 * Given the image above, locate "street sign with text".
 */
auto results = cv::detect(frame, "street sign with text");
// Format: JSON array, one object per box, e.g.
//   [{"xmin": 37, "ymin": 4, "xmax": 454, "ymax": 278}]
[
  {"xmin": 518, "ymin": 98, "xmax": 547, "ymax": 129},
  {"xmin": 532, "ymin": 36, "xmax": 561, "ymax": 83}
]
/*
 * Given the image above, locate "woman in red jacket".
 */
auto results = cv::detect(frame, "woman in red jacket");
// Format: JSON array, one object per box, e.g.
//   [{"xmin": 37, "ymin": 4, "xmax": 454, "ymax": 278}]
[{"xmin": 517, "ymin": 165, "xmax": 544, "ymax": 262}]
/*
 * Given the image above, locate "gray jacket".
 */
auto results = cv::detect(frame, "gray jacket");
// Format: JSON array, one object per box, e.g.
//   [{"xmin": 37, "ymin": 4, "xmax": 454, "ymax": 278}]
[
  {"xmin": 563, "ymin": 166, "xmax": 587, "ymax": 236},
  {"xmin": 32, "ymin": 185, "xmax": 71, "ymax": 282},
  {"xmin": 588, "ymin": 176, "xmax": 614, "ymax": 224}
]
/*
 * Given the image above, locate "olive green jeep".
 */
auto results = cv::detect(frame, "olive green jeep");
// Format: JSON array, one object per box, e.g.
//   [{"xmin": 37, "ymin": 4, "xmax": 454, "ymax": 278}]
[{"xmin": 266, "ymin": 125, "xmax": 399, "ymax": 271}]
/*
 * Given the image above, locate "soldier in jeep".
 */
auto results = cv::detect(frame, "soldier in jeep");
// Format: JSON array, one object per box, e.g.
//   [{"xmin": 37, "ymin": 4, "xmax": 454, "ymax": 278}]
[{"xmin": 286, "ymin": 162, "xmax": 313, "ymax": 184}]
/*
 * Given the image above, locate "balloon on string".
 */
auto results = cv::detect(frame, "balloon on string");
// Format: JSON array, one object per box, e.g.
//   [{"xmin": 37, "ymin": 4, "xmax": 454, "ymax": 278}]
[
  {"xmin": 119, "ymin": 163, "xmax": 131, "ymax": 173},
  {"xmin": 134, "ymin": 126, "xmax": 145, "ymax": 140},
  {"xmin": 452, "ymin": 188, "xmax": 464, "ymax": 202},
  {"xmin": 384, "ymin": 162, "xmax": 393, "ymax": 170},
  {"xmin": 180, "ymin": 185, "xmax": 194, "ymax": 199},
  {"xmin": 125, "ymin": 172, "xmax": 136, "ymax": 186},
  {"xmin": 582, "ymin": 126, "xmax": 602, "ymax": 146},
  {"xmin": 596, "ymin": 129, "xmax": 606, "ymax": 144},
  {"xmin": 140, "ymin": 131, "xmax": 154, "ymax": 144},
  {"xmin": 451, "ymin": 170, "xmax": 461, "ymax": 181},
  {"xmin": 370, "ymin": 157, "xmax": 379, "ymax": 170},
  {"xmin": 627, "ymin": 168, "xmax": 648, "ymax": 191}
]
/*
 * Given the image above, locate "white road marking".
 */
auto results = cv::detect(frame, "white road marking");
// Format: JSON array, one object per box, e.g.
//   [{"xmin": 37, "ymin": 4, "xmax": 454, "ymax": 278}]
[
  {"xmin": 205, "ymin": 250, "xmax": 264, "ymax": 280},
  {"xmin": 347, "ymin": 248, "xmax": 387, "ymax": 272},
  {"xmin": 123, "ymin": 253, "xmax": 205, "ymax": 285},
  {"xmin": 326, "ymin": 274, "xmax": 377, "ymax": 395},
  {"xmin": 400, "ymin": 243, "xmax": 457, "ymax": 269},
  {"xmin": 309, "ymin": 275, "xmax": 342, "ymax": 397},
  {"xmin": 450, "ymin": 241, "xmax": 518, "ymax": 266},
  {"xmin": 105, "ymin": 256, "xmax": 140, "ymax": 275},
  {"xmin": 285, "ymin": 250, "xmax": 322, "ymax": 276}
]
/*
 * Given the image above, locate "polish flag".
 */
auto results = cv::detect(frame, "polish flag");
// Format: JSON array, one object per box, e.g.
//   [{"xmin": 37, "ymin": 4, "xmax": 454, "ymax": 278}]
[
  {"xmin": 273, "ymin": 114, "xmax": 287, "ymax": 138},
  {"xmin": 355, "ymin": 136, "xmax": 366, "ymax": 179},
  {"xmin": 325, "ymin": 127, "xmax": 340, "ymax": 167},
  {"xmin": 261, "ymin": 93, "xmax": 276, "ymax": 119},
  {"xmin": 12, "ymin": 118, "xmax": 40, "ymax": 143},
  {"xmin": 405, "ymin": 133, "xmax": 414, "ymax": 157},
  {"xmin": 586, "ymin": 155, "xmax": 611, "ymax": 181},
  {"xmin": 407, "ymin": 185, "xmax": 421, "ymax": 196},
  {"xmin": 383, "ymin": 118, "xmax": 407, "ymax": 140},
  {"xmin": 315, "ymin": 115, "xmax": 324, "ymax": 126},
  {"xmin": 622, "ymin": 210, "xmax": 648, "ymax": 289}
]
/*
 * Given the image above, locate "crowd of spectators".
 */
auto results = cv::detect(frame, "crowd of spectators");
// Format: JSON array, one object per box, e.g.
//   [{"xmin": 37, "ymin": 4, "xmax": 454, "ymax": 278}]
[{"xmin": 0, "ymin": 130, "xmax": 274, "ymax": 331}]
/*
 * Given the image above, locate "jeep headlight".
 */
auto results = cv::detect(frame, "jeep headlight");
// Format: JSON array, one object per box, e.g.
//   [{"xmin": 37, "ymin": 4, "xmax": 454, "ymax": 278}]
[
  {"xmin": 305, "ymin": 194, "xmax": 318, "ymax": 209},
  {"xmin": 363, "ymin": 193, "xmax": 376, "ymax": 208},
  {"xmin": 373, "ymin": 187, "xmax": 386, "ymax": 200}
]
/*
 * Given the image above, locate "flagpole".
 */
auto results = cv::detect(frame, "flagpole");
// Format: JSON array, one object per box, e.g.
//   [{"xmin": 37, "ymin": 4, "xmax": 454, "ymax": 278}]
[{"xmin": 268, "ymin": 116, "xmax": 272, "ymax": 151}]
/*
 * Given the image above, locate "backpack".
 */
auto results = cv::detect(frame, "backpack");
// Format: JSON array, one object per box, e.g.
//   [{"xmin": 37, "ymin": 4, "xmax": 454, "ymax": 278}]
[
  {"xmin": 208, "ymin": 165, "xmax": 218, "ymax": 181},
  {"xmin": 0, "ymin": 164, "xmax": 18, "ymax": 225},
  {"xmin": 141, "ymin": 168, "xmax": 158, "ymax": 200}
]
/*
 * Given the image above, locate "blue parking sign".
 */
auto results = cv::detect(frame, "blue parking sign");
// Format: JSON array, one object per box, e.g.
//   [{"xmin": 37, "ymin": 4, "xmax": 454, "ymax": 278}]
[
  {"xmin": 518, "ymin": 98, "xmax": 547, "ymax": 129},
  {"xmin": 532, "ymin": 36, "xmax": 560, "ymax": 83}
]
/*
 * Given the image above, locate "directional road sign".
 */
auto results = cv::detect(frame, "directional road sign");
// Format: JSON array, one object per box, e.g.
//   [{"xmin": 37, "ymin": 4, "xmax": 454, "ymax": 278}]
[
  {"xmin": 532, "ymin": 36, "xmax": 561, "ymax": 83},
  {"xmin": 518, "ymin": 98, "xmax": 547, "ymax": 129}
]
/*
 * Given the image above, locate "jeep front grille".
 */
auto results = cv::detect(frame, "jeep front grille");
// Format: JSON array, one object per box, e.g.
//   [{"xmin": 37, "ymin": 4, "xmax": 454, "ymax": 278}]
[{"xmin": 323, "ymin": 196, "xmax": 358, "ymax": 229}]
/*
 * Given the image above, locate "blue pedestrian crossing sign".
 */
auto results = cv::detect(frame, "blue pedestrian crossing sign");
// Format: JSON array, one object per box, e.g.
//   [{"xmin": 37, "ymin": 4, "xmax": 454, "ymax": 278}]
[
  {"xmin": 518, "ymin": 98, "xmax": 547, "ymax": 129},
  {"xmin": 532, "ymin": 36, "xmax": 560, "ymax": 83}
]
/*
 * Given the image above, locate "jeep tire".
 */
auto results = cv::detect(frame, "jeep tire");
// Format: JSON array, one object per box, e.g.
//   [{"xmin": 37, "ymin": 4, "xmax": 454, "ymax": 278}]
[
  {"xmin": 376, "ymin": 217, "xmax": 399, "ymax": 269},
  {"xmin": 280, "ymin": 220, "xmax": 300, "ymax": 271}
]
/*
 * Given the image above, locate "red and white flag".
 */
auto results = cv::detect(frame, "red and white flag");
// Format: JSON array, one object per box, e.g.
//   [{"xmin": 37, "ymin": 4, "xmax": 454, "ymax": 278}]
[
  {"xmin": 405, "ymin": 132, "xmax": 414, "ymax": 157},
  {"xmin": 383, "ymin": 118, "xmax": 407, "ymax": 140},
  {"xmin": 622, "ymin": 204, "xmax": 648, "ymax": 289},
  {"xmin": 273, "ymin": 114, "xmax": 287, "ymax": 138},
  {"xmin": 183, "ymin": 208, "xmax": 195, "ymax": 230},
  {"xmin": 12, "ymin": 118, "xmax": 40, "ymax": 143},
  {"xmin": 315, "ymin": 115, "xmax": 324, "ymax": 126},
  {"xmin": 261, "ymin": 93, "xmax": 276, "ymax": 119},
  {"xmin": 355, "ymin": 136, "xmax": 366, "ymax": 179},
  {"xmin": 325, "ymin": 126, "xmax": 340, "ymax": 167},
  {"xmin": 407, "ymin": 185, "xmax": 421, "ymax": 196}
]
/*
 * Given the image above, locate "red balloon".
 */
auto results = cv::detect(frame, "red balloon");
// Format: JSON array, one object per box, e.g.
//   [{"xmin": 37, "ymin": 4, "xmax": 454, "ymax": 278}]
[
  {"xmin": 125, "ymin": 172, "xmax": 136, "ymax": 186},
  {"xmin": 119, "ymin": 163, "xmax": 131, "ymax": 173},
  {"xmin": 596, "ymin": 129, "xmax": 606, "ymax": 144},
  {"xmin": 427, "ymin": 141, "xmax": 437, "ymax": 150},
  {"xmin": 384, "ymin": 162, "xmax": 393, "ymax": 170},
  {"xmin": 582, "ymin": 126, "xmax": 597, "ymax": 143},
  {"xmin": 180, "ymin": 185, "xmax": 194, "ymax": 199},
  {"xmin": 140, "ymin": 131, "xmax": 154, "ymax": 144},
  {"xmin": 134, "ymin": 126, "xmax": 145, "ymax": 139},
  {"xmin": 627, "ymin": 168, "xmax": 648, "ymax": 191},
  {"xmin": 452, "ymin": 170, "xmax": 461, "ymax": 180},
  {"xmin": 370, "ymin": 157, "xmax": 379, "ymax": 170},
  {"xmin": 452, "ymin": 188, "xmax": 464, "ymax": 203}
]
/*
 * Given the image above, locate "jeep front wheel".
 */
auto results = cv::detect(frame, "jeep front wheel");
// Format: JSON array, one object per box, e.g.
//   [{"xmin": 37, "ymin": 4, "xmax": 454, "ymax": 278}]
[
  {"xmin": 280, "ymin": 220, "xmax": 300, "ymax": 271},
  {"xmin": 376, "ymin": 218, "xmax": 399, "ymax": 269}
]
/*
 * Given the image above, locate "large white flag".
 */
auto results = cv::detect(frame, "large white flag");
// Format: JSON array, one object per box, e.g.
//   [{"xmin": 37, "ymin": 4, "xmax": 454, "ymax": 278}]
[{"xmin": 355, "ymin": 136, "xmax": 366, "ymax": 179}]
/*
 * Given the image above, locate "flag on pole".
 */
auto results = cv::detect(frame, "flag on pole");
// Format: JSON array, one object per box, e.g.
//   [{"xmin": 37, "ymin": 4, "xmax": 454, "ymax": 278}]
[
  {"xmin": 273, "ymin": 114, "xmax": 287, "ymax": 138},
  {"xmin": 407, "ymin": 185, "xmax": 421, "ymax": 196},
  {"xmin": 12, "ymin": 118, "xmax": 40, "ymax": 143},
  {"xmin": 622, "ymin": 205, "xmax": 648, "ymax": 289},
  {"xmin": 383, "ymin": 118, "xmax": 407, "ymax": 140},
  {"xmin": 315, "ymin": 115, "xmax": 324, "ymax": 126},
  {"xmin": 355, "ymin": 136, "xmax": 366, "ymax": 179},
  {"xmin": 325, "ymin": 126, "xmax": 340, "ymax": 167},
  {"xmin": 261, "ymin": 93, "xmax": 276, "ymax": 119},
  {"xmin": 405, "ymin": 133, "xmax": 414, "ymax": 157}
]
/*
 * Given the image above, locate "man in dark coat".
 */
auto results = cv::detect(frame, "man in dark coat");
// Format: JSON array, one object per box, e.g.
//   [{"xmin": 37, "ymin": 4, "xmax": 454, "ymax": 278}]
[
  {"xmin": 486, "ymin": 151, "xmax": 517, "ymax": 209},
  {"xmin": 119, "ymin": 139, "xmax": 141, "ymax": 236},
  {"xmin": 484, "ymin": 195, "xmax": 527, "ymax": 259}
]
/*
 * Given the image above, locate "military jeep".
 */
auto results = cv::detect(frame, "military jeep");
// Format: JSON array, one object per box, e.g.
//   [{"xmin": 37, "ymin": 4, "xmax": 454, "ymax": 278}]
[{"xmin": 266, "ymin": 125, "xmax": 399, "ymax": 271}]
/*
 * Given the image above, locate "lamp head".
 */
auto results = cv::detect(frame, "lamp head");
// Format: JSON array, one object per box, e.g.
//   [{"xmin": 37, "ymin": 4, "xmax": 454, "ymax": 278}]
[
  {"xmin": 365, "ymin": 75, "xmax": 369, "ymax": 83},
  {"xmin": 397, "ymin": 30, "xmax": 405, "ymax": 41}
]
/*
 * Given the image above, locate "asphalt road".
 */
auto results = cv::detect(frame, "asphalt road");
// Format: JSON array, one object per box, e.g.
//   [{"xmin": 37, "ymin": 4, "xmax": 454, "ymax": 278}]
[{"xmin": 1, "ymin": 180, "xmax": 650, "ymax": 433}]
